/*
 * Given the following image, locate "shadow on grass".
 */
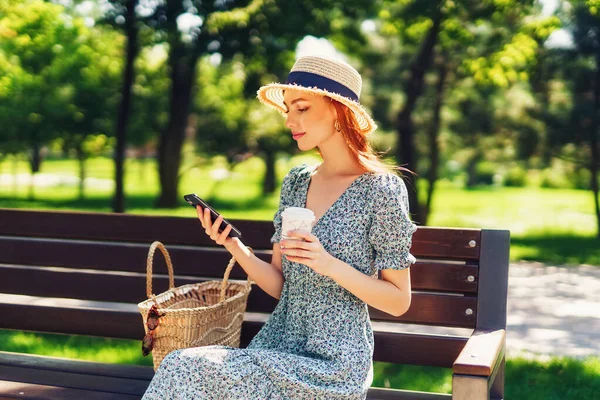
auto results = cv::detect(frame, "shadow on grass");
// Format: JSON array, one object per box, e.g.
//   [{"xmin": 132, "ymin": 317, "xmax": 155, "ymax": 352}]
[{"xmin": 511, "ymin": 234, "xmax": 600, "ymax": 266}]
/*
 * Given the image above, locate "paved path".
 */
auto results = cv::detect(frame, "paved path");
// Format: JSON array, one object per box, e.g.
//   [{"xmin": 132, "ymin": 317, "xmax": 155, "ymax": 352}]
[{"xmin": 506, "ymin": 261, "xmax": 600, "ymax": 359}]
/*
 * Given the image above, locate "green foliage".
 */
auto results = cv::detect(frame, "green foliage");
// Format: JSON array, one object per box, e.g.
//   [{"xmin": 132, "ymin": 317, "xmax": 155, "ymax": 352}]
[
  {"xmin": 0, "ymin": 0, "xmax": 124, "ymax": 161},
  {"xmin": 503, "ymin": 165, "xmax": 528, "ymax": 187}
]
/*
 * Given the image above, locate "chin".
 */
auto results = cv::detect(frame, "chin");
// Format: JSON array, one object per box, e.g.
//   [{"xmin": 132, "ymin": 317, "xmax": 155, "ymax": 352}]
[{"xmin": 297, "ymin": 141, "xmax": 317, "ymax": 152}]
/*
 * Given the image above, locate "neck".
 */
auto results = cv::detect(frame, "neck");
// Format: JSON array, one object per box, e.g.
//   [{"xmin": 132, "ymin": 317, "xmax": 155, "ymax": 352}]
[{"xmin": 316, "ymin": 133, "xmax": 364, "ymax": 177}]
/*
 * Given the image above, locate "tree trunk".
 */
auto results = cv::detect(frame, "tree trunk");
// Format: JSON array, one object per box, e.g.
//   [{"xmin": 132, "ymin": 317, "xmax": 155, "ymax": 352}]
[
  {"xmin": 28, "ymin": 140, "xmax": 42, "ymax": 201},
  {"xmin": 424, "ymin": 56, "xmax": 448, "ymax": 225},
  {"xmin": 113, "ymin": 0, "xmax": 139, "ymax": 213},
  {"xmin": 12, "ymin": 154, "xmax": 18, "ymax": 196},
  {"xmin": 76, "ymin": 146, "xmax": 86, "ymax": 201},
  {"xmin": 592, "ymin": 55, "xmax": 600, "ymax": 238},
  {"xmin": 156, "ymin": 46, "xmax": 199, "ymax": 208},
  {"xmin": 395, "ymin": 10, "xmax": 443, "ymax": 225},
  {"xmin": 465, "ymin": 147, "xmax": 482, "ymax": 189},
  {"xmin": 262, "ymin": 149, "xmax": 276, "ymax": 195}
]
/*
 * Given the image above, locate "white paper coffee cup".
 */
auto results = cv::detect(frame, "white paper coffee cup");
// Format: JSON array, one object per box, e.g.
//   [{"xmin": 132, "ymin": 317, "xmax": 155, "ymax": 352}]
[{"xmin": 281, "ymin": 207, "xmax": 315, "ymax": 240}]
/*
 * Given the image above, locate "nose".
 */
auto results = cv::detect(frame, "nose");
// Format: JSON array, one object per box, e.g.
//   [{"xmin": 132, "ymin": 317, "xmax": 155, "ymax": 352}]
[{"xmin": 285, "ymin": 113, "xmax": 297, "ymax": 130}]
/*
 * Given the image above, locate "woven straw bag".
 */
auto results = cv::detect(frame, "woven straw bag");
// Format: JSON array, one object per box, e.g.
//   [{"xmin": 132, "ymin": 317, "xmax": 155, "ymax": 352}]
[{"xmin": 138, "ymin": 241, "xmax": 253, "ymax": 371}]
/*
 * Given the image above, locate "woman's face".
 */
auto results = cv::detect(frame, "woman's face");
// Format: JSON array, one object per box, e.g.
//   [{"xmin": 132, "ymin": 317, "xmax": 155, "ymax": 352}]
[{"xmin": 282, "ymin": 89, "xmax": 337, "ymax": 151}]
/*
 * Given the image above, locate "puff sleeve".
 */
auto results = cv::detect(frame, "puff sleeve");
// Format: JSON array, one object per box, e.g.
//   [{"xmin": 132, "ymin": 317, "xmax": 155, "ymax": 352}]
[
  {"xmin": 270, "ymin": 165, "xmax": 305, "ymax": 244},
  {"xmin": 369, "ymin": 174, "xmax": 418, "ymax": 271}
]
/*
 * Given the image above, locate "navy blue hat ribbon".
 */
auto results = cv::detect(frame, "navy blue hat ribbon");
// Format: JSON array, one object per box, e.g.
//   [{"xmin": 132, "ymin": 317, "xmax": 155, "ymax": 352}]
[{"xmin": 285, "ymin": 71, "xmax": 358, "ymax": 102}]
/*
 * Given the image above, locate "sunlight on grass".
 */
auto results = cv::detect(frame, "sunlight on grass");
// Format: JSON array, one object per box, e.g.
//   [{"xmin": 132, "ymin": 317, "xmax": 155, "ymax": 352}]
[{"xmin": 0, "ymin": 330, "xmax": 153, "ymax": 366}]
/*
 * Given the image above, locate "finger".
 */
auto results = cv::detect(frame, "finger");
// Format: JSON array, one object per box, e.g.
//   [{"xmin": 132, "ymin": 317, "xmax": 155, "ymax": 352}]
[
  {"xmin": 204, "ymin": 208, "xmax": 213, "ymax": 228},
  {"xmin": 196, "ymin": 206, "xmax": 205, "ymax": 228},
  {"xmin": 280, "ymin": 239, "xmax": 307, "ymax": 250},
  {"xmin": 211, "ymin": 214, "xmax": 223, "ymax": 233},
  {"xmin": 282, "ymin": 248, "xmax": 316, "ymax": 259},
  {"xmin": 287, "ymin": 230, "xmax": 316, "ymax": 242},
  {"xmin": 216, "ymin": 224, "xmax": 233, "ymax": 244}
]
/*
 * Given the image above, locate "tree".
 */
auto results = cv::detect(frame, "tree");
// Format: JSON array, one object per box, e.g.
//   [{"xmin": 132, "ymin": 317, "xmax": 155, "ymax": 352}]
[
  {"xmin": 547, "ymin": 0, "xmax": 600, "ymax": 237},
  {"xmin": 371, "ymin": 0, "xmax": 553, "ymax": 224}
]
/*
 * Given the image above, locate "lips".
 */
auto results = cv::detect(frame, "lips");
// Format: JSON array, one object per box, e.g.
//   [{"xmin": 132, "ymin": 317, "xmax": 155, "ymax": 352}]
[{"xmin": 292, "ymin": 132, "xmax": 306, "ymax": 140}]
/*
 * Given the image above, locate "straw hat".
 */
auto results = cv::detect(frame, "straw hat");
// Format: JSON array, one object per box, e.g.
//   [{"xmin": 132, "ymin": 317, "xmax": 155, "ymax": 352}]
[{"xmin": 256, "ymin": 55, "xmax": 377, "ymax": 135}]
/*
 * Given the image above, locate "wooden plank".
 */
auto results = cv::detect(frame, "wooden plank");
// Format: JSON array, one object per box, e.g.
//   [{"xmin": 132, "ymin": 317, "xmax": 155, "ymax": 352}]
[
  {"xmin": 371, "ymin": 294, "xmax": 477, "ymax": 328},
  {"xmin": 0, "ymin": 208, "xmax": 275, "ymax": 249},
  {"xmin": 371, "ymin": 332, "xmax": 468, "ymax": 367},
  {"xmin": 452, "ymin": 374, "xmax": 489, "ymax": 400},
  {"xmin": 0, "ymin": 352, "xmax": 153, "ymax": 381},
  {"xmin": 410, "ymin": 262, "xmax": 478, "ymax": 293},
  {"xmin": 0, "ymin": 380, "xmax": 141, "ymax": 400},
  {"xmin": 0, "ymin": 209, "xmax": 482, "ymax": 260},
  {"xmin": 367, "ymin": 387, "xmax": 451, "ymax": 399},
  {"xmin": 0, "ymin": 295, "xmax": 469, "ymax": 366},
  {"xmin": 1, "ymin": 270, "xmax": 477, "ymax": 327},
  {"xmin": 0, "ymin": 239, "xmax": 479, "ymax": 293},
  {"xmin": 476, "ymin": 229, "xmax": 510, "ymax": 331},
  {"xmin": 453, "ymin": 329, "xmax": 505, "ymax": 376},
  {"xmin": 0, "ymin": 237, "xmax": 272, "ymax": 277},
  {"xmin": 0, "ymin": 365, "xmax": 149, "ymax": 396}
]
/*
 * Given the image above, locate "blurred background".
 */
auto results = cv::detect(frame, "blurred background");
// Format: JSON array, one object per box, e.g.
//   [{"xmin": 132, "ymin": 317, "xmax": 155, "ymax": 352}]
[{"xmin": 0, "ymin": 1, "xmax": 599, "ymax": 397}]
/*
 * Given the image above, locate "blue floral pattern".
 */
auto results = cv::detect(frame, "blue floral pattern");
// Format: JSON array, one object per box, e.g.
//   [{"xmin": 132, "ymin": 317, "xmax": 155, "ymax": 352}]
[{"xmin": 142, "ymin": 164, "xmax": 417, "ymax": 400}]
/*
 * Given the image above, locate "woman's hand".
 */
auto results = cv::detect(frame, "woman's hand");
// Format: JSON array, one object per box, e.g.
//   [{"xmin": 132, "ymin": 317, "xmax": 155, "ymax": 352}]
[
  {"xmin": 196, "ymin": 206, "xmax": 236, "ymax": 250},
  {"xmin": 279, "ymin": 230, "xmax": 337, "ymax": 277}
]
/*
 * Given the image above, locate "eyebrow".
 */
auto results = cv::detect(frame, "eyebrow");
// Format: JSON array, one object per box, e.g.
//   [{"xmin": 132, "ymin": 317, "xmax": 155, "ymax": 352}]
[{"xmin": 282, "ymin": 98, "xmax": 309, "ymax": 107}]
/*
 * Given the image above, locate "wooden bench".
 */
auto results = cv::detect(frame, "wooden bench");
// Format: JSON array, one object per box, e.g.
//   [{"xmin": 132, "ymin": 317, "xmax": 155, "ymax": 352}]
[{"xmin": 0, "ymin": 208, "xmax": 510, "ymax": 399}]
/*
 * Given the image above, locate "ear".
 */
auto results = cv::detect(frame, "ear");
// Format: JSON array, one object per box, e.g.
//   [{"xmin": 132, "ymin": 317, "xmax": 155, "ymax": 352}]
[{"xmin": 328, "ymin": 97, "xmax": 338, "ymax": 118}]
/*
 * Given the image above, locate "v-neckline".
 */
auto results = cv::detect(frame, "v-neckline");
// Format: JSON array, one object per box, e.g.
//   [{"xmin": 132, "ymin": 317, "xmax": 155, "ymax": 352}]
[{"xmin": 302, "ymin": 164, "xmax": 371, "ymax": 228}]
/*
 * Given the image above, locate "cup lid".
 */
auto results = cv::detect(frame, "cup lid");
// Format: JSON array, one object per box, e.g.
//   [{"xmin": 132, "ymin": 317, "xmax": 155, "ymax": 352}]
[{"xmin": 282, "ymin": 207, "xmax": 315, "ymax": 220}]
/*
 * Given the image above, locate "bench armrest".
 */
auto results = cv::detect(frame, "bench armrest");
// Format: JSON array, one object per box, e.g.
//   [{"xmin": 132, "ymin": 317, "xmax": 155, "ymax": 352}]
[{"xmin": 453, "ymin": 329, "xmax": 505, "ymax": 376}]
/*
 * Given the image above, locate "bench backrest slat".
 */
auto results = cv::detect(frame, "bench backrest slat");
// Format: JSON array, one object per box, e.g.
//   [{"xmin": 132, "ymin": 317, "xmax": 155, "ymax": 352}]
[
  {"xmin": 0, "ymin": 209, "xmax": 482, "ymax": 259},
  {"xmin": 0, "ymin": 237, "xmax": 478, "ymax": 293}
]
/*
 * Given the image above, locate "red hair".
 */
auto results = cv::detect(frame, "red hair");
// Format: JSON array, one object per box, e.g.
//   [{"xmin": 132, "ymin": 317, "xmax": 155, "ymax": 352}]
[{"xmin": 329, "ymin": 99, "xmax": 414, "ymax": 176}]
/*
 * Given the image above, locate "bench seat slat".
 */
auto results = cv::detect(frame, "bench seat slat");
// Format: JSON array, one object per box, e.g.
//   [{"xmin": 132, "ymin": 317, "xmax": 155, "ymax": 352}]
[
  {"xmin": 366, "ymin": 387, "xmax": 451, "ymax": 399},
  {"xmin": 0, "ymin": 351, "xmax": 153, "ymax": 381},
  {"xmin": 0, "ymin": 365, "xmax": 149, "ymax": 396},
  {"xmin": 0, "ymin": 352, "xmax": 453, "ymax": 400},
  {"xmin": 0, "ymin": 295, "xmax": 469, "ymax": 367},
  {"xmin": 0, "ymin": 380, "xmax": 141, "ymax": 400}
]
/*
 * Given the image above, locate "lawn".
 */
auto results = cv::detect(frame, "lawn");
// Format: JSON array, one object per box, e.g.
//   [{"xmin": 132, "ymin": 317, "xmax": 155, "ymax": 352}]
[
  {"xmin": 0, "ymin": 154, "xmax": 598, "ymax": 265},
  {"xmin": 0, "ymin": 329, "xmax": 598, "ymax": 399}
]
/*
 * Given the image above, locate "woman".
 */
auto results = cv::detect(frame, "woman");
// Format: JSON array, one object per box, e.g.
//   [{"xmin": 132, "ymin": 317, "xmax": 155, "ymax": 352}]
[{"xmin": 142, "ymin": 55, "xmax": 418, "ymax": 399}]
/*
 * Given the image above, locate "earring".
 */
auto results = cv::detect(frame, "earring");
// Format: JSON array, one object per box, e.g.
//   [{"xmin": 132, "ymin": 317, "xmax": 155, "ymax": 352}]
[{"xmin": 334, "ymin": 119, "xmax": 341, "ymax": 132}]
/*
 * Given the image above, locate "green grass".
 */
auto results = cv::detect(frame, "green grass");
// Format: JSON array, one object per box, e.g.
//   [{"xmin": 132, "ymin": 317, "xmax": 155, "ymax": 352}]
[
  {"xmin": 1, "ymin": 329, "xmax": 598, "ymax": 399},
  {"xmin": 0, "ymin": 154, "xmax": 599, "ymax": 265},
  {"xmin": 373, "ymin": 357, "xmax": 600, "ymax": 399}
]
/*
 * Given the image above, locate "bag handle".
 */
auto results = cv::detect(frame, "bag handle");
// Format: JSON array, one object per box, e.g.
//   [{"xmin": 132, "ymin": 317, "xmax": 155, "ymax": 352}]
[
  {"xmin": 146, "ymin": 241, "xmax": 175, "ymax": 299},
  {"xmin": 219, "ymin": 247, "xmax": 254, "ymax": 303}
]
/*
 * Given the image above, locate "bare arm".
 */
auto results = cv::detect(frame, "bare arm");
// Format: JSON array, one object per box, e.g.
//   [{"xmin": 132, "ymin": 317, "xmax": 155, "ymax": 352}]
[
  {"xmin": 328, "ymin": 259, "xmax": 411, "ymax": 317},
  {"xmin": 281, "ymin": 230, "xmax": 411, "ymax": 317},
  {"xmin": 198, "ymin": 207, "xmax": 285, "ymax": 300}
]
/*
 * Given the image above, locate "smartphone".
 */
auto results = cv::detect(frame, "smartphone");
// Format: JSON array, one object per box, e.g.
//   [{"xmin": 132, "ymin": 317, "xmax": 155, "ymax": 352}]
[{"xmin": 183, "ymin": 194, "xmax": 242, "ymax": 238}]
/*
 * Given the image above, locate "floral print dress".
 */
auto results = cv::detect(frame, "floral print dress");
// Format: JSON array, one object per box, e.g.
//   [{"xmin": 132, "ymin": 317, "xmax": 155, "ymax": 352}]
[{"xmin": 142, "ymin": 164, "xmax": 418, "ymax": 400}]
